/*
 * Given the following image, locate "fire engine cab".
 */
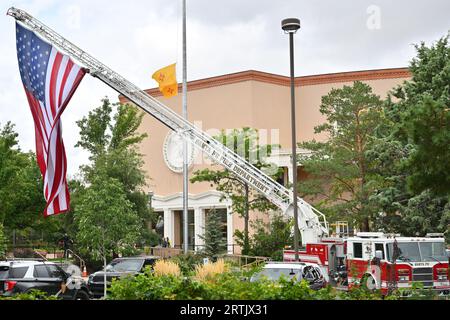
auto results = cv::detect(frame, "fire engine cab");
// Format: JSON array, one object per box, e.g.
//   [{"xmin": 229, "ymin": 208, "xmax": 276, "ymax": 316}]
[{"xmin": 284, "ymin": 232, "xmax": 450, "ymax": 295}]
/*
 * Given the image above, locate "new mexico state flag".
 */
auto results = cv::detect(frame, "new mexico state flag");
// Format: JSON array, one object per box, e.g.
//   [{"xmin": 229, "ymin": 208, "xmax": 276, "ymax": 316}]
[{"xmin": 152, "ymin": 63, "xmax": 178, "ymax": 98}]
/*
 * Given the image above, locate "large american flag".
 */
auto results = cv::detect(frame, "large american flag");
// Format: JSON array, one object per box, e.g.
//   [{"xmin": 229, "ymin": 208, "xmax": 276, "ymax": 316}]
[{"xmin": 16, "ymin": 22, "xmax": 86, "ymax": 217}]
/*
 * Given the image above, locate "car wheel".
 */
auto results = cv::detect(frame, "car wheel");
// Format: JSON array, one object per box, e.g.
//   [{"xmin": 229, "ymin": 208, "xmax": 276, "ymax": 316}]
[{"xmin": 74, "ymin": 290, "xmax": 90, "ymax": 300}]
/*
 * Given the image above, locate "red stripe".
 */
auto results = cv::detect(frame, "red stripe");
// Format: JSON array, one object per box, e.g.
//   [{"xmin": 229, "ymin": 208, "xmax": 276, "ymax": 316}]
[
  {"xmin": 24, "ymin": 90, "xmax": 48, "ymax": 179},
  {"xmin": 25, "ymin": 90, "xmax": 49, "ymax": 141},
  {"xmin": 49, "ymin": 52, "xmax": 63, "ymax": 119},
  {"xmin": 25, "ymin": 90, "xmax": 44, "ymax": 138},
  {"xmin": 55, "ymin": 67, "xmax": 85, "ymax": 120},
  {"xmin": 48, "ymin": 66, "xmax": 85, "ymax": 133},
  {"xmin": 46, "ymin": 123, "xmax": 64, "ymax": 205},
  {"xmin": 53, "ymin": 194, "xmax": 61, "ymax": 215},
  {"xmin": 58, "ymin": 59, "xmax": 74, "ymax": 107},
  {"xmin": 34, "ymin": 126, "xmax": 46, "ymax": 176}
]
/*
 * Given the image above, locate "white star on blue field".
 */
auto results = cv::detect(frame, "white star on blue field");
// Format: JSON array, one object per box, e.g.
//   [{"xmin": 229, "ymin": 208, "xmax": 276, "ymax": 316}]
[{"xmin": 16, "ymin": 22, "xmax": 52, "ymax": 102}]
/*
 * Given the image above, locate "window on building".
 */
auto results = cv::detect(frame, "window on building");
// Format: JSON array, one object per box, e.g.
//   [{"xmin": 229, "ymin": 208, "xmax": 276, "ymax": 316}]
[
  {"xmin": 353, "ymin": 242, "xmax": 363, "ymax": 258},
  {"xmin": 155, "ymin": 212, "xmax": 164, "ymax": 238}
]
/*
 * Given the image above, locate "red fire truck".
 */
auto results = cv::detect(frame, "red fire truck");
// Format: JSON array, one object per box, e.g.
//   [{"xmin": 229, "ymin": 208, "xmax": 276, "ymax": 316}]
[{"xmin": 284, "ymin": 232, "xmax": 450, "ymax": 295}]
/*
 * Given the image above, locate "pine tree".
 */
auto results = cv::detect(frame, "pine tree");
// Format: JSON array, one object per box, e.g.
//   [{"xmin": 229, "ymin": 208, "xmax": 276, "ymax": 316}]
[
  {"xmin": 200, "ymin": 209, "xmax": 227, "ymax": 260},
  {"xmin": 298, "ymin": 81, "xmax": 384, "ymax": 231}
]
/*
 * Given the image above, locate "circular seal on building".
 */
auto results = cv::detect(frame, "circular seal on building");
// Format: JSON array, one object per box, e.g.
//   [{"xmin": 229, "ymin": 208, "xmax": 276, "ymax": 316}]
[{"xmin": 163, "ymin": 131, "xmax": 194, "ymax": 173}]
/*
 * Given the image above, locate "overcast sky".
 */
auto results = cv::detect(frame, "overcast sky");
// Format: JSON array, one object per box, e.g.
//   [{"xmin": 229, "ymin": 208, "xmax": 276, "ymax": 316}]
[{"xmin": 1, "ymin": 0, "xmax": 449, "ymax": 177}]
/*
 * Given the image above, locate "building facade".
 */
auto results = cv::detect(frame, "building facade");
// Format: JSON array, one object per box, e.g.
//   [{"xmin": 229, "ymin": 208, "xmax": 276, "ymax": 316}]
[{"xmin": 119, "ymin": 68, "xmax": 411, "ymax": 253}]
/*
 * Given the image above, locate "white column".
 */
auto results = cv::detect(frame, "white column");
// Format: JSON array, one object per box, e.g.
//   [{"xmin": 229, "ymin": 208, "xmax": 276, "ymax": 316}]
[
  {"xmin": 227, "ymin": 206, "xmax": 234, "ymax": 254},
  {"xmin": 163, "ymin": 209, "xmax": 174, "ymax": 245},
  {"xmin": 194, "ymin": 207, "xmax": 205, "ymax": 252},
  {"xmin": 288, "ymin": 164, "xmax": 294, "ymax": 184}
]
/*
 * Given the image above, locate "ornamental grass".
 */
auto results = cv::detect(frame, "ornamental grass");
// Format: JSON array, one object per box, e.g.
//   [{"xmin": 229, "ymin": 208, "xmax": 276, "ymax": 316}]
[
  {"xmin": 152, "ymin": 259, "xmax": 181, "ymax": 277},
  {"xmin": 194, "ymin": 259, "xmax": 228, "ymax": 281}
]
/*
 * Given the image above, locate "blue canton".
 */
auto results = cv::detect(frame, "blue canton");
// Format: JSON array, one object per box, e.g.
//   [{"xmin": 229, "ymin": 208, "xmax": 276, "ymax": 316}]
[{"xmin": 16, "ymin": 22, "xmax": 52, "ymax": 102}]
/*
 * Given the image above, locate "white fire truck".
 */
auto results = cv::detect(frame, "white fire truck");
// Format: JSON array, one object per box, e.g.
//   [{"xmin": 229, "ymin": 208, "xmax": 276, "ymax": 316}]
[{"xmin": 7, "ymin": 7, "xmax": 449, "ymax": 295}]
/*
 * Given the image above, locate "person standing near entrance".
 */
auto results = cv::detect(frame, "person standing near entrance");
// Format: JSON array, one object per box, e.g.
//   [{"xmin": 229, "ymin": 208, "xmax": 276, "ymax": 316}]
[{"xmin": 58, "ymin": 233, "xmax": 73, "ymax": 259}]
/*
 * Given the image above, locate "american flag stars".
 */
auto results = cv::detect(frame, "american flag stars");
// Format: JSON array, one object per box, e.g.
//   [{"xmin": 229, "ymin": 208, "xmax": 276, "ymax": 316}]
[{"xmin": 16, "ymin": 24, "xmax": 51, "ymax": 102}]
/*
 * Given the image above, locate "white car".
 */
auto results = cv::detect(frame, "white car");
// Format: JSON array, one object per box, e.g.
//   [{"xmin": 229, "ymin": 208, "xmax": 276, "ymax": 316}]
[{"xmin": 250, "ymin": 262, "xmax": 326, "ymax": 290}]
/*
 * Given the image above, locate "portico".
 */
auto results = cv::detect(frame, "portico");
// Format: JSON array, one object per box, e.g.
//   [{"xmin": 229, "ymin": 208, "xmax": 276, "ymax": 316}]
[{"xmin": 152, "ymin": 191, "xmax": 234, "ymax": 254}]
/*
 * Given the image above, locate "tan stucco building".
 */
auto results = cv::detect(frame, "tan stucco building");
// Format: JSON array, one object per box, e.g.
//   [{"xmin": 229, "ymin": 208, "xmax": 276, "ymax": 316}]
[{"xmin": 119, "ymin": 68, "xmax": 410, "ymax": 253}]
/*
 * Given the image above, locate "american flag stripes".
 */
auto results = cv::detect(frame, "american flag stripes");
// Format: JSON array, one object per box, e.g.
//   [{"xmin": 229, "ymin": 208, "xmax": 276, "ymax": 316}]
[{"xmin": 16, "ymin": 22, "xmax": 86, "ymax": 217}]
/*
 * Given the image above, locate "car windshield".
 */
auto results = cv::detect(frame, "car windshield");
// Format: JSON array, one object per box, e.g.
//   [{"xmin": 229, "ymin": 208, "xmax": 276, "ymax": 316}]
[
  {"xmin": 387, "ymin": 242, "xmax": 447, "ymax": 262},
  {"xmin": 105, "ymin": 259, "xmax": 143, "ymax": 272},
  {"xmin": 254, "ymin": 268, "xmax": 302, "ymax": 281}
]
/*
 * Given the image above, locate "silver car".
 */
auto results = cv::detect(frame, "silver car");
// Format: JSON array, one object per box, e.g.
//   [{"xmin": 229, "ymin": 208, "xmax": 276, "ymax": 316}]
[{"xmin": 250, "ymin": 262, "xmax": 326, "ymax": 290}]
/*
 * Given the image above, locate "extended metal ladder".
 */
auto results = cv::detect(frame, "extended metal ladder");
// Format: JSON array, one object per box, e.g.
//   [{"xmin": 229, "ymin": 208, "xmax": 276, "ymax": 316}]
[{"xmin": 7, "ymin": 7, "xmax": 329, "ymax": 245}]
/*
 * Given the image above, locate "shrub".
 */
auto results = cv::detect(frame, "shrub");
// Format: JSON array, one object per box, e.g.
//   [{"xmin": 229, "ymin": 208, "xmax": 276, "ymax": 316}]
[
  {"xmin": 109, "ymin": 271, "xmax": 207, "ymax": 300},
  {"xmin": 107, "ymin": 266, "xmax": 407, "ymax": 301},
  {"xmin": 171, "ymin": 253, "xmax": 205, "ymax": 276},
  {"xmin": 0, "ymin": 290, "xmax": 58, "ymax": 300}
]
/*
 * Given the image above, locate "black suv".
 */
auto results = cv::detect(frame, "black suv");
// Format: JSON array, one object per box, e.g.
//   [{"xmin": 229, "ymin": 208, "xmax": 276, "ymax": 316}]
[
  {"xmin": 0, "ymin": 260, "xmax": 91, "ymax": 300},
  {"xmin": 88, "ymin": 256, "xmax": 159, "ymax": 298}
]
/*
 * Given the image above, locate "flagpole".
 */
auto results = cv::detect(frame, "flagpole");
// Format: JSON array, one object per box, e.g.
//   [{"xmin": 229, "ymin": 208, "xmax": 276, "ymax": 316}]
[{"xmin": 182, "ymin": 0, "xmax": 189, "ymax": 254}]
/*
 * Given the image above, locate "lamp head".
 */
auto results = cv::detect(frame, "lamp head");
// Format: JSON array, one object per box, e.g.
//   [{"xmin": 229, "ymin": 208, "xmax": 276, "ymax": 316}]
[{"xmin": 281, "ymin": 18, "xmax": 301, "ymax": 34}]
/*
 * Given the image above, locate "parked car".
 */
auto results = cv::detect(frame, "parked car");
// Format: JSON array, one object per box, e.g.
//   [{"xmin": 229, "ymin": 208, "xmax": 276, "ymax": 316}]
[
  {"xmin": 88, "ymin": 256, "xmax": 159, "ymax": 298},
  {"xmin": 0, "ymin": 259, "xmax": 91, "ymax": 300},
  {"xmin": 250, "ymin": 262, "xmax": 327, "ymax": 290}
]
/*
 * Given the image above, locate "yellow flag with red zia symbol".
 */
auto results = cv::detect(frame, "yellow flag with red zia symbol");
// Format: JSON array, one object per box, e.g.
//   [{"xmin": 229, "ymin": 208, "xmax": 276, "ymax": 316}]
[{"xmin": 152, "ymin": 63, "xmax": 178, "ymax": 98}]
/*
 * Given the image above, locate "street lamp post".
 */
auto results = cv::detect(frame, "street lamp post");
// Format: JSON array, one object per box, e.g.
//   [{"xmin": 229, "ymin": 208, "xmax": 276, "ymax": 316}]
[{"xmin": 282, "ymin": 18, "xmax": 301, "ymax": 262}]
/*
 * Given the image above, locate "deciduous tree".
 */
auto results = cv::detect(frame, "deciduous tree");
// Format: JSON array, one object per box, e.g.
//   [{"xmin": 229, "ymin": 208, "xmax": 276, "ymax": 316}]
[{"xmin": 74, "ymin": 99, "xmax": 157, "ymax": 248}]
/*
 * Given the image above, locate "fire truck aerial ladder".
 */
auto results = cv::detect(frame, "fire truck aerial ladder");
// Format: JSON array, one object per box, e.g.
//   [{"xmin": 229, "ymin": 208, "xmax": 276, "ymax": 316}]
[{"xmin": 7, "ymin": 7, "xmax": 329, "ymax": 245}]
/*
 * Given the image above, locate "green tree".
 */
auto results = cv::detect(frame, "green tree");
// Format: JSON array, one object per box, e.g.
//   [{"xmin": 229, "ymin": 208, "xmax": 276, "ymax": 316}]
[
  {"xmin": 0, "ymin": 122, "xmax": 48, "ymax": 249},
  {"xmin": 235, "ymin": 213, "xmax": 293, "ymax": 260},
  {"xmin": 199, "ymin": 208, "xmax": 227, "ymax": 260},
  {"xmin": 298, "ymin": 81, "xmax": 384, "ymax": 231},
  {"xmin": 75, "ymin": 174, "xmax": 141, "ymax": 296},
  {"xmin": 74, "ymin": 98, "xmax": 156, "ymax": 248},
  {"xmin": 368, "ymin": 35, "xmax": 450, "ymax": 238},
  {"xmin": 401, "ymin": 36, "xmax": 449, "ymax": 195},
  {"xmin": 191, "ymin": 128, "xmax": 280, "ymax": 255}
]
